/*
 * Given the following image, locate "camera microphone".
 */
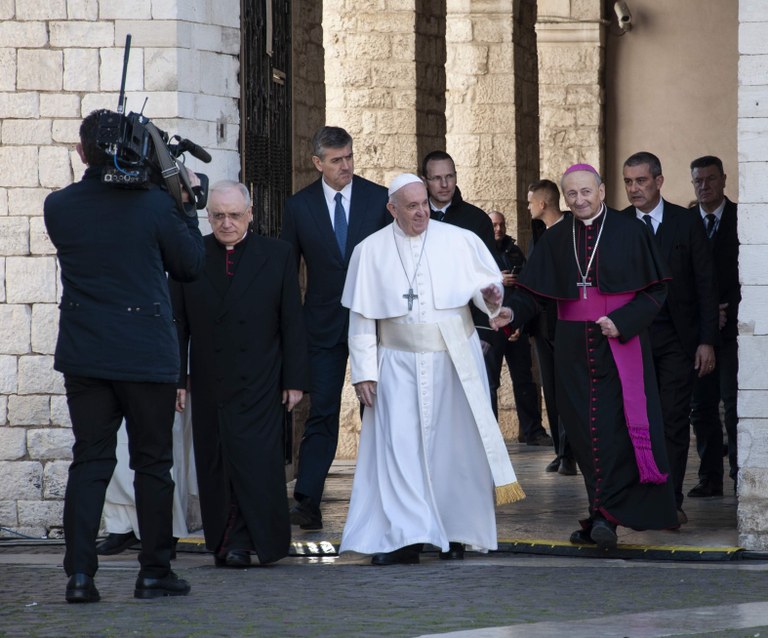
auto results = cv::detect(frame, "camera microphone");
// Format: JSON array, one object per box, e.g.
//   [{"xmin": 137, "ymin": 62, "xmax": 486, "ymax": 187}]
[{"xmin": 175, "ymin": 138, "xmax": 212, "ymax": 164}]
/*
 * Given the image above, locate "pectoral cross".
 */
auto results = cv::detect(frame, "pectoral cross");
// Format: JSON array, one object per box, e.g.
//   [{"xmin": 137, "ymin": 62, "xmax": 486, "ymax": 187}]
[
  {"xmin": 576, "ymin": 276, "xmax": 592, "ymax": 300},
  {"xmin": 403, "ymin": 287, "xmax": 418, "ymax": 311}
]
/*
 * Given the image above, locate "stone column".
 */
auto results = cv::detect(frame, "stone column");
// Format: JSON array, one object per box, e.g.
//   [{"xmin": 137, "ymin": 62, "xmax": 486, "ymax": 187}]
[
  {"xmin": 536, "ymin": 0, "xmax": 604, "ymax": 186},
  {"xmin": 736, "ymin": 3, "xmax": 768, "ymax": 550},
  {"xmin": 444, "ymin": 0, "xmax": 538, "ymax": 216},
  {"xmin": 323, "ymin": 0, "xmax": 445, "ymax": 184}
]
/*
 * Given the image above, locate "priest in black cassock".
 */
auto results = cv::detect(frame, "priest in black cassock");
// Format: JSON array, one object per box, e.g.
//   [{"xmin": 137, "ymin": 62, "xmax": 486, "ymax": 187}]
[
  {"xmin": 494, "ymin": 164, "xmax": 677, "ymax": 549},
  {"xmin": 169, "ymin": 180, "xmax": 308, "ymax": 567}
]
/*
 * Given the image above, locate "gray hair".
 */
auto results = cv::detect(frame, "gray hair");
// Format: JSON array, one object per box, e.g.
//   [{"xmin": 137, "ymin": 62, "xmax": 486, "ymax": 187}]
[
  {"xmin": 209, "ymin": 180, "xmax": 251, "ymax": 207},
  {"xmin": 312, "ymin": 126, "xmax": 353, "ymax": 159}
]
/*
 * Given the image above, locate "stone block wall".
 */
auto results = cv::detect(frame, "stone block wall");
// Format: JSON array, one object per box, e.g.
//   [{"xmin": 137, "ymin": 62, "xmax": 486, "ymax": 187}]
[
  {"xmin": 736, "ymin": 0, "xmax": 768, "ymax": 549},
  {"xmin": 0, "ymin": 0, "xmax": 241, "ymax": 537}
]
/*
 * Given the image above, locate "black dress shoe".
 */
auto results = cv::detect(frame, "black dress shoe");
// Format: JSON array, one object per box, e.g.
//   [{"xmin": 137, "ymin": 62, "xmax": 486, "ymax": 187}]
[
  {"xmin": 65, "ymin": 573, "xmax": 100, "ymax": 603},
  {"xmin": 96, "ymin": 531, "xmax": 139, "ymax": 555},
  {"xmin": 558, "ymin": 457, "xmax": 578, "ymax": 476},
  {"xmin": 569, "ymin": 528, "xmax": 595, "ymax": 545},
  {"xmin": 289, "ymin": 500, "xmax": 323, "ymax": 530},
  {"xmin": 214, "ymin": 549, "xmax": 252, "ymax": 568},
  {"xmin": 526, "ymin": 432, "xmax": 553, "ymax": 447},
  {"xmin": 687, "ymin": 480, "xmax": 723, "ymax": 498},
  {"xmin": 438, "ymin": 542, "xmax": 465, "ymax": 560},
  {"xmin": 545, "ymin": 457, "xmax": 560, "ymax": 472},
  {"xmin": 590, "ymin": 519, "xmax": 618, "ymax": 549},
  {"xmin": 371, "ymin": 545, "xmax": 421, "ymax": 566},
  {"xmin": 134, "ymin": 570, "xmax": 190, "ymax": 599}
]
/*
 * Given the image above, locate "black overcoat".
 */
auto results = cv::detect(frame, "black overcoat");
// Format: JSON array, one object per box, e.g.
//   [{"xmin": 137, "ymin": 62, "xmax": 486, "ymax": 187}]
[{"xmin": 170, "ymin": 232, "xmax": 309, "ymax": 563}]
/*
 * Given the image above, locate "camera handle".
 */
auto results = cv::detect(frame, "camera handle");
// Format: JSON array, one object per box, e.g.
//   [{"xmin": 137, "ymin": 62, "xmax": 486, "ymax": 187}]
[{"xmin": 145, "ymin": 121, "xmax": 197, "ymax": 218}]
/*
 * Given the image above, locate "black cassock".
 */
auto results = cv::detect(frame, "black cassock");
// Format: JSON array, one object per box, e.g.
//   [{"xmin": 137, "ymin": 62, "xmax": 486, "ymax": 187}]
[
  {"xmin": 510, "ymin": 207, "xmax": 678, "ymax": 531},
  {"xmin": 170, "ymin": 233, "xmax": 308, "ymax": 563}
]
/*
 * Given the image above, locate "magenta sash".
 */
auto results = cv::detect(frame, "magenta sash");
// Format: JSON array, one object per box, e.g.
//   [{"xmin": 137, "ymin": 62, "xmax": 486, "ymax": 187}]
[{"xmin": 558, "ymin": 291, "xmax": 668, "ymax": 484}]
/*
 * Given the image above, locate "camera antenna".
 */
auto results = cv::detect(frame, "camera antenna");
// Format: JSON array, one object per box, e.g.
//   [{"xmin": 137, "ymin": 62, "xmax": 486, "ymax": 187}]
[{"xmin": 117, "ymin": 34, "xmax": 131, "ymax": 115}]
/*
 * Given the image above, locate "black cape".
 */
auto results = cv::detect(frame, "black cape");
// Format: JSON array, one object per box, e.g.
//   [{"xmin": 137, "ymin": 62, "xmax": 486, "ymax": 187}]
[{"xmin": 511, "ymin": 208, "xmax": 678, "ymax": 530}]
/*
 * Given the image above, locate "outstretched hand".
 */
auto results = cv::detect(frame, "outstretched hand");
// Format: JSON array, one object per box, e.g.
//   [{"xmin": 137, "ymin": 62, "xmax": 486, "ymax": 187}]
[
  {"xmin": 481, "ymin": 283, "xmax": 502, "ymax": 308},
  {"xmin": 490, "ymin": 307, "xmax": 513, "ymax": 331}
]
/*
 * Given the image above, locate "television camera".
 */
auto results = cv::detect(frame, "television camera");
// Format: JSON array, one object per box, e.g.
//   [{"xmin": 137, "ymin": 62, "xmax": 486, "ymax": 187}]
[{"xmin": 96, "ymin": 35, "xmax": 211, "ymax": 216}]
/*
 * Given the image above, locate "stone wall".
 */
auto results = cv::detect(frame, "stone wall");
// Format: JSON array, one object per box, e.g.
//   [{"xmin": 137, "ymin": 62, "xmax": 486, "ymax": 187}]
[
  {"xmin": 0, "ymin": 0, "xmax": 241, "ymax": 537},
  {"xmin": 736, "ymin": 1, "xmax": 768, "ymax": 549}
]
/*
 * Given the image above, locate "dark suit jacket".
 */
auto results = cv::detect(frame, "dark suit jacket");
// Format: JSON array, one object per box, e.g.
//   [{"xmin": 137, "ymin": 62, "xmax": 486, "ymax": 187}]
[
  {"xmin": 621, "ymin": 199, "xmax": 718, "ymax": 358},
  {"xmin": 44, "ymin": 167, "xmax": 204, "ymax": 383},
  {"xmin": 690, "ymin": 198, "xmax": 740, "ymax": 342},
  {"xmin": 280, "ymin": 175, "xmax": 390, "ymax": 348}
]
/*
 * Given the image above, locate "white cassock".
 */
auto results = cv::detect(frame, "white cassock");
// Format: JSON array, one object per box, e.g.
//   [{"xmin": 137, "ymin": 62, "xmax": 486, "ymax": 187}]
[
  {"xmin": 339, "ymin": 220, "xmax": 524, "ymax": 555},
  {"xmin": 102, "ymin": 400, "xmax": 197, "ymax": 539}
]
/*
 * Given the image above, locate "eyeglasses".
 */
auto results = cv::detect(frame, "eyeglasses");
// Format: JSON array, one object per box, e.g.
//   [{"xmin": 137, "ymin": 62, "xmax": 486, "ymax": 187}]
[
  {"xmin": 209, "ymin": 211, "xmax": 249, "ymax": 222},
  {"xmin": 425, "ymin": 174, "xmax": 456, "ymax": 184}
]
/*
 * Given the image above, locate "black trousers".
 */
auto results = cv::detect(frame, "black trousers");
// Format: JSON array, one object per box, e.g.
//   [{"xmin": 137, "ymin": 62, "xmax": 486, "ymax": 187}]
[
  {"xmin": 483, "ymin": 329, "xmax": 547, "ymax": 441},
  {"xmin": 62, "ymin": 375, "xmax": 176, "ymax": 579},
  {"xmin": 533, "ymin": 333, "xmax": 573, "ymax": 460},
  {"xmin": 649, "ymin": 323, "xmax": 697, "ymax": 509},
  {"xmin": 294, "ymin": 342, "xmax": 349, "ymax": 507},
  {"xmin": 690, "ymin": 338, "xmax": 738, "ymax": 484}
]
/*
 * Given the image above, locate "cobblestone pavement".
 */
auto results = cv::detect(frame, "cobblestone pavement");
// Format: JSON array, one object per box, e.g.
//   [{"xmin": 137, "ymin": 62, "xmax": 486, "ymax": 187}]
[
  {"xmin": 1, "ymin": 545, "xmax": 768, "ymax": 637},
  {"xmin": 0, "ymin": 444, "xmax": 761, "ymax": 637}
]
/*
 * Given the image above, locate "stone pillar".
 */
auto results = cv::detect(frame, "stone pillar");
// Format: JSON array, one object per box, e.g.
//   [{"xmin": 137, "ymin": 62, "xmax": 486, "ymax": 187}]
[
  {"xmin": 0, "ymin": 0, "xmax": 241, "ymax": 537},
  {"xmin": 445, "ymin": 0, "xmax": 519, "ymax": 214},
  {"xmin": 323, "ymin": 0, "xmax": 445, "ymax": 184},
  {"xmin": 736, "ymin": 3, "xmax": 768, "ymax": 550},
  {"xmin": 536, "ymin": 0, "xmax": 604, "ymax": 186}
]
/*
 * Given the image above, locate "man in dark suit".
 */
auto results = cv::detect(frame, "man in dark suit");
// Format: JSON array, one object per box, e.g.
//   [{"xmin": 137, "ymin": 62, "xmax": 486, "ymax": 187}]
[
  {"xmin": 620, "ymin": 151, "xmax": 718, "ymax": 523},
  {"xmin": 280, "ymin": 127, "xmax": 390, "ymax": 530},
  {"xmin": 170, "ymin": 181, "xmax": 308, "ymax": 567},
  {"xmin": 688, "ymin": 156, "xmax": 740, "ymax": 497},
  {"xmin": 44, "ymin": 109, "xmax": 204, "ymax": 602}
]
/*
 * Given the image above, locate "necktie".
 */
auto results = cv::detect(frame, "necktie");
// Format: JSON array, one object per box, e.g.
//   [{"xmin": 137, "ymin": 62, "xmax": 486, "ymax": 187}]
[
  {"xmin": 334, "ymin": 192, "xmax": 348, "ymax": 255},
  {"xmin": 705, "ymin": 213, "xmax": 716, "ymax": 239},
  {"xmin": 431, "ymin": 208, "xmax": 445, "ymax": 221},
  {"xmin": 642, "ymin": 214, "xmax": 655, "ymax": 235}
]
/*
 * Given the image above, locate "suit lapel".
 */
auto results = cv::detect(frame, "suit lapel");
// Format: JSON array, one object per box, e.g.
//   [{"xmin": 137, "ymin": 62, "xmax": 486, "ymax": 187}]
[
  {"xmin": 306, "ymin": 179, "xmax": 345, "ymax": 264},
  {"xmin": 346, "ymin": 176, "xmax": 368, "ymax": 263},
  {"xmin": 659, "ymin": 200, "xmax": 678, "ymax": 260}
]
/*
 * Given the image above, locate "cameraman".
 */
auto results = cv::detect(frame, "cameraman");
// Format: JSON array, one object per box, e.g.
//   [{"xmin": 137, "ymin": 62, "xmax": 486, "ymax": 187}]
[{"xmin": 44, "ymin": 109, "xmax": 205, "ymax": 603}]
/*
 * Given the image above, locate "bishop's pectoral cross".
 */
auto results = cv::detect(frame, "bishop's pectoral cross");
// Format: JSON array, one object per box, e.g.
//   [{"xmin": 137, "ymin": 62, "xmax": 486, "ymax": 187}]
[
  {"xmin": 403, "ymin": 287, "xmax": 418, "ymax": 311},
  {"xmin": 576, "ymin": 276, "xmax": 592, "ymax": 300}
]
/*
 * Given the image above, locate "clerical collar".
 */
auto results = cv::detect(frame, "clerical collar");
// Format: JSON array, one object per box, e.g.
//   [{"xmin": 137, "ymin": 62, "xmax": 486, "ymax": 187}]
[
  {"xmin": 215, "ymin": 231, "xmax": 249, "ymax": 250},
  {"xmin": 635, "ymin": 197, "xmax": 664, "ymax": 226},
  {"xmin": 579, "ymin": 203, "xmax": 605, "ymax": 227},
  {"xmin": 698, "ymin": 198, "xmax": 725, "ymax": 221}
]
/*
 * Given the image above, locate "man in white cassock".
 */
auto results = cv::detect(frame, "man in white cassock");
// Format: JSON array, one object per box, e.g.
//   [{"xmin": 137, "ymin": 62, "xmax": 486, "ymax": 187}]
[{"xmin": 339, "ymin": 173, "xmax": 524, "ymax": 566}]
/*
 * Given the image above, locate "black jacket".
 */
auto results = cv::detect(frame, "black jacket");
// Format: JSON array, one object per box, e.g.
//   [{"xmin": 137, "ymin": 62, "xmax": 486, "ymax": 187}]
[
  {"xmin": 44, "ymin": 167, "xmax": 204, "ymax": 383},
  {"xmin": 620, "ymin": 200, "xmax": 718, "ymax": 356},
  {"xmin": 690, "ymin": 198, "xmax": 739, "ymax": 342}
]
